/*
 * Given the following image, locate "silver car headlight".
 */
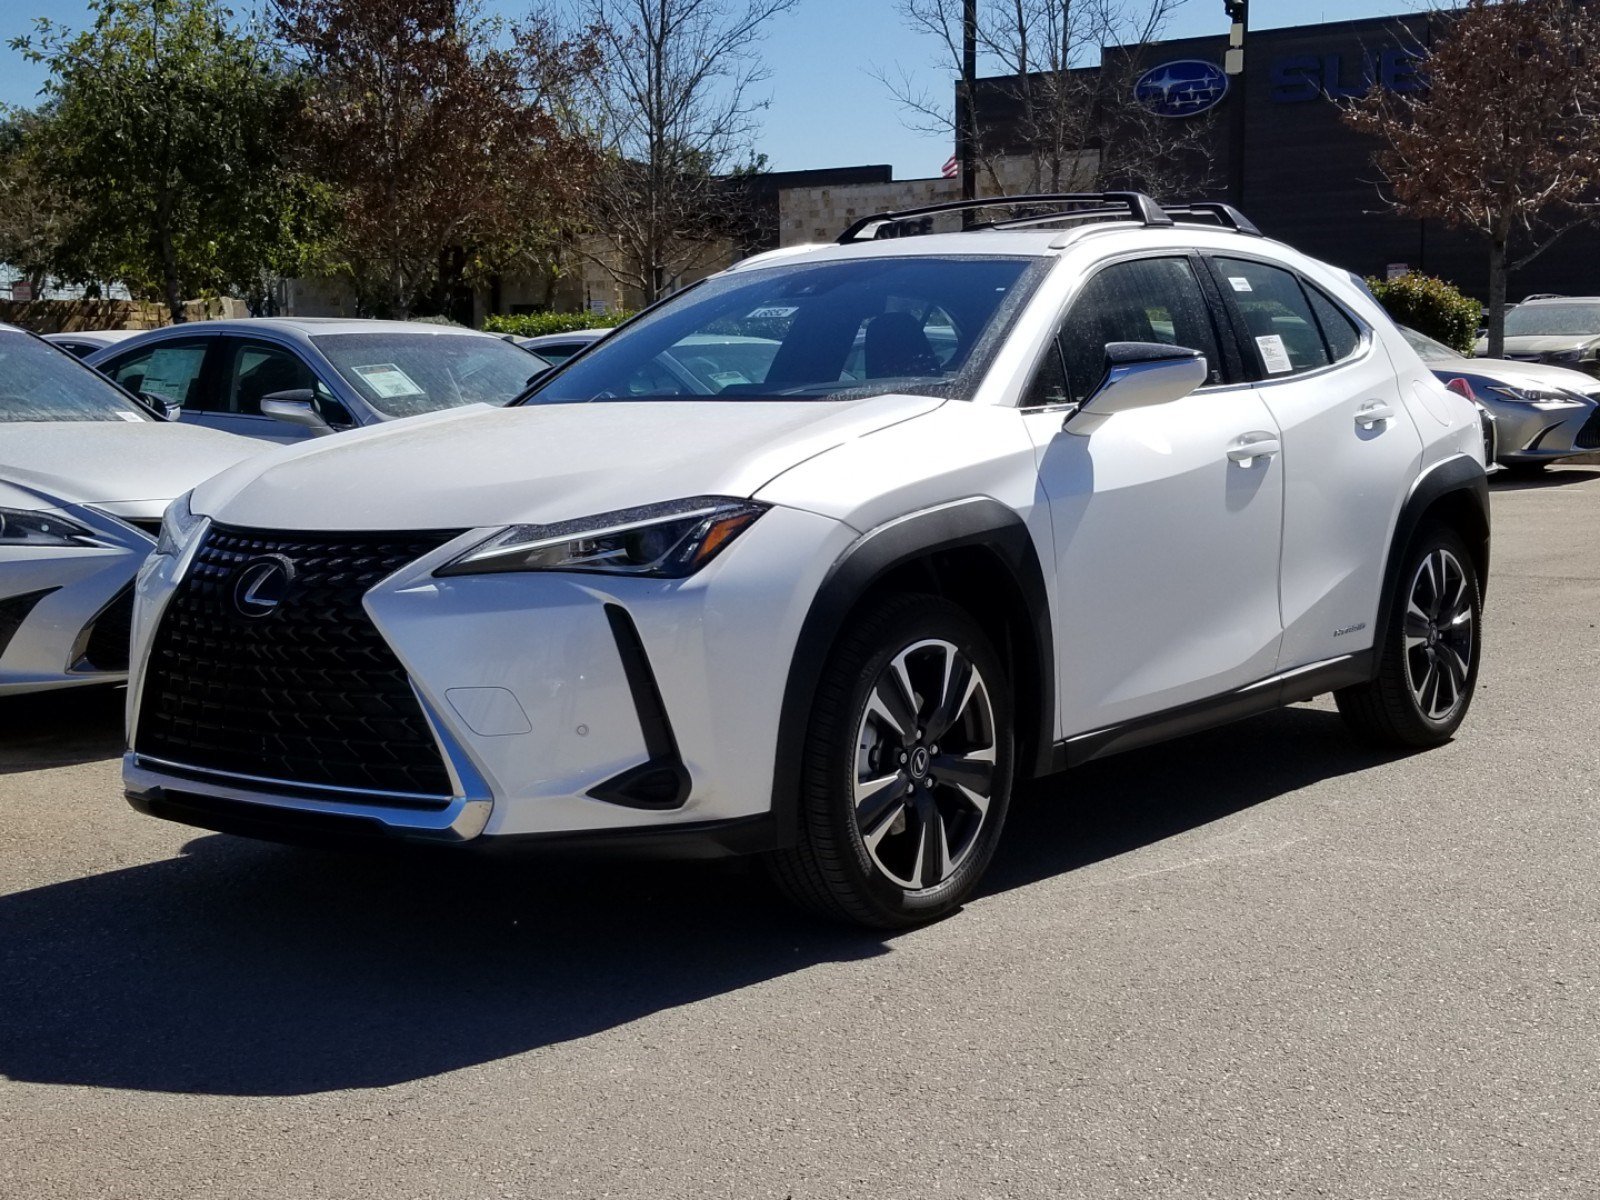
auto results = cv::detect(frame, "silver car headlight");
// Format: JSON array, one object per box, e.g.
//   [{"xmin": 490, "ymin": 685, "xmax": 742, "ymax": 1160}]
[
  {"xmin": 155, "ymin": 491, "xmax": 204, "ymax": 558},
  {"xmin": 0, "ymin": 506, "xmax": 101, "ymax": 548},
  {"xmin": 1484, "ymin": 385, "xmax": 1585, "ymax": 408},
  {"xmin": 437, "ymin": 497, "xmax": 768, "ymax": 578}
]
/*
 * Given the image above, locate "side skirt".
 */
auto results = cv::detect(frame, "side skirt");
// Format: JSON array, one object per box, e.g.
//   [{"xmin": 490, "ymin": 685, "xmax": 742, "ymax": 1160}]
[{"xmin": 1050, "ymin": 651, "xmax": 1376, "ymax": 772}]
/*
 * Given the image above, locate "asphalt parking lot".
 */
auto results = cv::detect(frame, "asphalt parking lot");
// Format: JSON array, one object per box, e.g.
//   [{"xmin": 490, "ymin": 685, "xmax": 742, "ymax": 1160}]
[{"xmin": 2, "ymin": 466, "xmax": 1597, "ymax": 1200}]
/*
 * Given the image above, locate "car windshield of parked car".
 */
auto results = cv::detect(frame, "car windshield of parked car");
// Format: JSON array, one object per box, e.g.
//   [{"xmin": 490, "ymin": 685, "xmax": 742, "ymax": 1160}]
[
  {"xmin": 519, "ymin": 255, "xmax": 1044, "ymax": 405},
  {"xmin": 0, "ymin": 330, "xmax": 152, "ymax": 423},
  {"xmin": 1401, "ymin": 327, "xmax": 1463, "ymax": 363},
  {"xmin": 313, "ymin": 332, "xmax": 547, "ymax": 418},
  {"xmin": 1504, "ymin": 303, "xmax": 1600, "ymax": 337}
]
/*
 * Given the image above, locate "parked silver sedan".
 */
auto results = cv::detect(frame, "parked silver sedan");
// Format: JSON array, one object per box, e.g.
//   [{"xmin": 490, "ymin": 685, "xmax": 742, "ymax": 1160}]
[
  {"xmin": 1, "ymin": 325, "xmax": 257, "ymax": 695},
  {"xmin": 85, "ymin": 318, "xmax": 549, "ymax": 443},
  {"xmin": 1402, "ymin": 326, "xmax": 1600, "ymax": 471}
]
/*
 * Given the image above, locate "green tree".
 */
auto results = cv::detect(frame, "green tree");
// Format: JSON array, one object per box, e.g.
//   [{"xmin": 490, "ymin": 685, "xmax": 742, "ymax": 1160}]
[
  {"xmin": 12, "ymin": 0, "xmax": 326, "ymax": 321},
  {"xmin": 0, "ymin": 110, "xmax": 76, "ymax": 296}
]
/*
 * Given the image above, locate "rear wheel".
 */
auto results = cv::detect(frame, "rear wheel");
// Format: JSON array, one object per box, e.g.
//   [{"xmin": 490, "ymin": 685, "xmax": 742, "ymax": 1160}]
[
  {"xmin": 766, "ymin": 594, "xmax": 1014, "ymax": 928},
  {"xmin": 1336, "ymin": 524, "xmax": 1481, "ymax": 747}
]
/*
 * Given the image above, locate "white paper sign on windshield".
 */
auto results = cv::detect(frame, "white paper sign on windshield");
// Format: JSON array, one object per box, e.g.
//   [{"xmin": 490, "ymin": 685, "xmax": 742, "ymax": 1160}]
[
  {"xmin": 1256, "ymin": 334, "xmax": 1294, "ymax": 375},
  {"xmin": 351, "ymin": 363, "xmax": 426, "ymax": 398}
]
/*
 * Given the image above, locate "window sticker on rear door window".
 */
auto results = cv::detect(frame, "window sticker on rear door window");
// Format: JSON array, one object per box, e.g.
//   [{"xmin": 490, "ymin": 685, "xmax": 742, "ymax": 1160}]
[
  {"xmin": 1228, "ymin": 276, "xmax": 1253, "ymax": 292},
  {"xmin": 350, "ymin": 363, "xmax": 425, "ymax": 398},
  {"xmin": 1256, "ymin": 334, "xmax": 1294, "ymax": 375}
]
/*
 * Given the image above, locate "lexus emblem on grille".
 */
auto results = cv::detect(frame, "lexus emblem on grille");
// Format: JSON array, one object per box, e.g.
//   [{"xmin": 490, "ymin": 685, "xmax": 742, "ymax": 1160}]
[{"xmin": 232, "ymin": 555, "xmax": 295, "ymax": 618}]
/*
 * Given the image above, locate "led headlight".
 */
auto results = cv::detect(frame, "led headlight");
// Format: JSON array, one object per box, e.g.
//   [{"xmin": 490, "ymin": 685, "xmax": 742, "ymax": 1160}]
[
  {"xmin": 1484, "ymin": 385, "xmax": 1584, "ymax": 408},
  {"xmin": 0, "ymin": 507, "xmax": 100, "ymax": 547},
  {"xmin": 155, "ymin": 491, "xmax": 204, "ymax": 558},
  {"xmin": 437, "ymin": 497, "xmax": 768, "ymax": 578}
]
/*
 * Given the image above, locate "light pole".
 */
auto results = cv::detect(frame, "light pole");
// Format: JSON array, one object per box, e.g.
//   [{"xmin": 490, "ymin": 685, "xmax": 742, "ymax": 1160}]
[
  {"xmin": 1223, "ymin": 0, "xmax": 1248, "ymax": 209},
  {"xmin": 959, "ymin": 0, "xmax": 977, "ymax": 225}
]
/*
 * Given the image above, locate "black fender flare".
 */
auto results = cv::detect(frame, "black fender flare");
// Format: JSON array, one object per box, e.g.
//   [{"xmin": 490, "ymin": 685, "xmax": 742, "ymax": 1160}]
[
  {"xmin": 1373, "ymin": 454, "xmax": 1491, "ymax": 654},
  {"xmin": 768, "ymin": 497, "xmax": 1055, "ymax": 847}
]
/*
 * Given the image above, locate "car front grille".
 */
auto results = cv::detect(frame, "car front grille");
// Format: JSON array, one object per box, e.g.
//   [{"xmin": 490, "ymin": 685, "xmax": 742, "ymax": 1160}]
[
  {"xmin": 1576, "ymin": 408, "xmax": 1600, "ymax": 450},
  {"xmin": 135, "ymin": 525, "xmax": 462, "ymax": 803}
]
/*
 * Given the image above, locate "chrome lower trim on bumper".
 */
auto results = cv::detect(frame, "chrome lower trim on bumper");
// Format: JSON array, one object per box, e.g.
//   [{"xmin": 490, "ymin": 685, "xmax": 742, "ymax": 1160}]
[{"xmin": 123, "ymin": 752, "xmax": 492, "ymax": 842}]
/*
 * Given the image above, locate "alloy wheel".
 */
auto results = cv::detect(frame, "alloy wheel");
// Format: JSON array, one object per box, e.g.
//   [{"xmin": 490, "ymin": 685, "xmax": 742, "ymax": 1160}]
[
  {"xmin": 852, "ymin": 638, "xmax": 997, "ymax": 890},
  {"xmin": 1402, "ymin": 547, "xmax": 1475, "ymax": 722}
]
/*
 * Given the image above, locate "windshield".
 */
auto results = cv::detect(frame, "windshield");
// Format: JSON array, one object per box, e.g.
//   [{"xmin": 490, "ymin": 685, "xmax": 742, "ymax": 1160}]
[
  {"xmin": 520, "ymin": 255, "xmax": 1044, "ymax": 405},
  {"xmin": 1401, "ymin": 326, "xmax": 1463, "ymax": 363},
  {"xmin": 1504, "ymin": 303, "xmax": 1600, "ymax": 338},
  {"xmin": 0, "ymin": 330, "xmax": 152, "ymax": 423},
  {"xmin": 313, "ymin": 332, "xmax": 546, "ymax": 417}
]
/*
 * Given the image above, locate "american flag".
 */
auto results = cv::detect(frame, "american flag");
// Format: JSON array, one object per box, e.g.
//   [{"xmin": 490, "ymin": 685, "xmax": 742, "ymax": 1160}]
[{"xmin": 941, "ymin": 155, "xmax": 959, "ymax": 179}]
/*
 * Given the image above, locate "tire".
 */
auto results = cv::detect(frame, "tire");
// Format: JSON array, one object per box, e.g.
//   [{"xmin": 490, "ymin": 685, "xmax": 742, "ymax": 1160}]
[
  {"xmin": 1335, "ymin": 523, "xmax": 1482, "ymax": 747},
  {"xmin": 766, "ymin": 593, "xmax": 1015, "ymax": 929}
]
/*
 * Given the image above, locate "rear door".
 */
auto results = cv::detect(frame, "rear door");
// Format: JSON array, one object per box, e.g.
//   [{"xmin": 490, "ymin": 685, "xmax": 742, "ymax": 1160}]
[
  {"xmin": 1205, "ymin": 255, "xmax": 1422, "ymax": 670},
  {"xmin": 1021, "ymin": 253, "xmax": 1287, "ymax": 736}
]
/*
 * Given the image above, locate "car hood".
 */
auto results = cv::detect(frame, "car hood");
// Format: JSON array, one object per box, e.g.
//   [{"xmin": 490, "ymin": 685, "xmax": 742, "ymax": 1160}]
[
  {"xmin": 1438, "ymin": 358, "xmax": 1600, "ymax": 396},
  {"xmin": 1, "ymin": 421, "xmax": 261, "ymax": 508},
  {"xmin": 192, "ymin": 394, "xmax": 944, "ymax": 531},
  {"xmin": 1479, "ymin": 334, "xmax": 1594, "ymax": 357}
]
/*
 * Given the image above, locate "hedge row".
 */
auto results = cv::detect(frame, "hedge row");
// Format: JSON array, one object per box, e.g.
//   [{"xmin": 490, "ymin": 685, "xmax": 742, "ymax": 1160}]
[
  {"xmin": 1364, "ymin": 273, "xmax": 1482, "ymax": 355},
  {"xmin": 482, "ymin": 310, "xmax": 636, "ymax": 337}
]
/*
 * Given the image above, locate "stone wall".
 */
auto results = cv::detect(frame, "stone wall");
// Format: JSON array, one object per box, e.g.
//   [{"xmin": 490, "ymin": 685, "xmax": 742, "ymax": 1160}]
[{"xmin": 0, "ymin": 297, "xmax": 247, "ymax": 332}]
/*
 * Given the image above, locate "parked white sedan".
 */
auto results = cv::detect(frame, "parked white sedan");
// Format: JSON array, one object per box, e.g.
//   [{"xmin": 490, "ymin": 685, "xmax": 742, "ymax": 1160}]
[{"xmin": 1, "ymin": 326, "xmax": 258, "ymax": 695}]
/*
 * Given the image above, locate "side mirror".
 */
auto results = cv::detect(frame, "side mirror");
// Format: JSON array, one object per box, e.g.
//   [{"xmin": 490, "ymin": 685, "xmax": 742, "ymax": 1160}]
[
  {"xmin": 140, "ymin": 392, "xmax": 182, "ymax": 421},
  {"xmin": 1075, "ymin": 342, "xmax": 1207, "ymax": 422},
  {"xmin": 260, "ymin": 389, "xmax": 333, "ymax": 435}
]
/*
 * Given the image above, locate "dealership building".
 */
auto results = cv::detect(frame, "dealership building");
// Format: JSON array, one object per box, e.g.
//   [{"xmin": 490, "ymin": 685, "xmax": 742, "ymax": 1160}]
[{"xmin": 772, "ymin": 11, "xmax": 1594, "ymax": 304}]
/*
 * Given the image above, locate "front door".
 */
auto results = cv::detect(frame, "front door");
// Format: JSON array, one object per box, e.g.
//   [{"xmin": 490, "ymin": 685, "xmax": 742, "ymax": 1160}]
[{"xmin": 1021, "ymin": 254, "xmax": 1286, "ymax": 737}]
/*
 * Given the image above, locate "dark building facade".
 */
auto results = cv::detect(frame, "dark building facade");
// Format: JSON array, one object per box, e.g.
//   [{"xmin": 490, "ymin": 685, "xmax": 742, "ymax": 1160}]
[{"xmin": 972, "ymin": 12, "xmax": 1598, "ymax": 301}]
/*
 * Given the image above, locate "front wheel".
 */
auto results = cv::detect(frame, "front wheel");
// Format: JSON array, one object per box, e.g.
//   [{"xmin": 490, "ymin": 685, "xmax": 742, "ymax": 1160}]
[
  {"xmin": 766, "ymin": 594, "xmax": 1014, "ymax": 928},
  {"xmin": 1336, "ymin": 524, "xmax": 1482, "ymax": 747}
]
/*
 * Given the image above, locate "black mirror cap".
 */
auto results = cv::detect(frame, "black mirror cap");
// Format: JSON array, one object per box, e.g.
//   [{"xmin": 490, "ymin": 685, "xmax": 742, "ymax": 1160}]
[{"xmin": 1102, "ymin": 341, "xmax": 1205, "ymax": 370}]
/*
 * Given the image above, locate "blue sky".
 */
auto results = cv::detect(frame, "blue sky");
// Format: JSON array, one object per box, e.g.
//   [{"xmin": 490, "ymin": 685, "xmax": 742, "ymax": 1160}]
[{"xmin": 1, "ymin": 0, "xmax": 1422, "ymax": 178}]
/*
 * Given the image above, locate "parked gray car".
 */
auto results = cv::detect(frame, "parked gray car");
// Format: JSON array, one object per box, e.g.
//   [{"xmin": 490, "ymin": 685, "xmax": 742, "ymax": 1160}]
[
  {"xmin": 510, "ymin": 327, "xmax": 610, "ymax": 365},
  {"xmin": 85, "ymin": 318, "xmax": 550, "ymax": 443},
  {"xmin": 1474, "ymin": 296, "xmax": 1600, "ymax": 376},
  {"xmin": 1, "ymin": 324, "xmax": 257, "ymax": 695},
  {"xmin": 1404, "ymin": 325, "xmax": 1600, "ymax": 471}
]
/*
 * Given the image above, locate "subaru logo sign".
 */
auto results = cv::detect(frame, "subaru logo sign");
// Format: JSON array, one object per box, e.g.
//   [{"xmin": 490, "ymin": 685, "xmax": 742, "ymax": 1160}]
[
  {"xmin": 232, "ymin": 555, "xmax": 295, "ymax": 619},
  {"xmin": 1133, "ymin": 59, "xmax": 1229, "ymax": 118}
]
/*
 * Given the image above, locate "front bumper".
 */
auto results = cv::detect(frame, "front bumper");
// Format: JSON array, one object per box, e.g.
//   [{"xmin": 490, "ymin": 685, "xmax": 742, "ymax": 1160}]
[
  {"xmin": 0, "ymin": 508, "xmax": 155, "ymax": 696},
  {"xmin": 123, "ymin": 505, "xmax": 854, "ymax": 850},
  {"xmin": 1484, "ymin": 396, "xmax": 1600, "ymax": 463}
]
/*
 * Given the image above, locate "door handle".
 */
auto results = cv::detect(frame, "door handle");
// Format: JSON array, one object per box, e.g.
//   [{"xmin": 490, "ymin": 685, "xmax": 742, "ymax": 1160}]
[
  {"xmin": 1356, "ymin": 401, "xmax": 1395, "ymax": 429},
  {"xmin": 1227, "ymin": 431, "xmax": 1281, "ymax": 466}
]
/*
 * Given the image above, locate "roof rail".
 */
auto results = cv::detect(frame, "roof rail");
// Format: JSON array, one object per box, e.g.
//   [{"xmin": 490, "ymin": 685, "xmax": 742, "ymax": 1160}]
[
  {"xmin": 835, "ymin": 192, "xmax": 1173, "ymax": 243},
  {"xmin": 1161, "ymin": 202, "xmax": 1263, "ymax": 237}
]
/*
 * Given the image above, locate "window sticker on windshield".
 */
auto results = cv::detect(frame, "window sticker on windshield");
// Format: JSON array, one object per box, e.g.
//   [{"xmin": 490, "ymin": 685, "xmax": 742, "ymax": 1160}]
[
  {"xmin": 351, "ymin": 363, "xmax": 425, "ymax": 398},
  {"xmin": 1256, "ymin": 334, "xmax": 1294, "ymax": 374},
  {"xmin": 1228, "ymin": 276, "xmax": 1253, "ymax": 292},
  {"xmin": 114, "ymin": 411, "xmax": 142, "ymax": 422}
]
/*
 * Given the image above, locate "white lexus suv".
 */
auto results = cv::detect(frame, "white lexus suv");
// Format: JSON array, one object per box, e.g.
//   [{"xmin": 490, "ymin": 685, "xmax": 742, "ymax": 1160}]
[{"xmin": 124, "ymin": 195, "xmax": 1489, "ymax": 927}]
